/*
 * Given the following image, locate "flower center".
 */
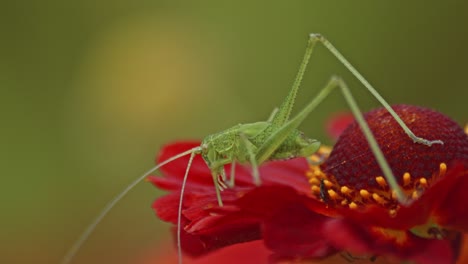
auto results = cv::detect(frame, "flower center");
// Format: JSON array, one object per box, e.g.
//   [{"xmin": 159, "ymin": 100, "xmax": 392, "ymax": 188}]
[
  {"xmin": 305, "ymin": 105, "xmax": 468, "ymax": 214},
  {"xmin": 306, "ymin": 147, "xmax": 448, "ymax": 213}
]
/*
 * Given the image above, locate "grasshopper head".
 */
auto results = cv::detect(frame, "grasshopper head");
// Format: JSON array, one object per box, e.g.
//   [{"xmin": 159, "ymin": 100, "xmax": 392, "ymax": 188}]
[
  {"xmin": 199, "ymin": 138, "xmax": 224, "ymax": 174},
  {"xmin": 200, "ymin": 141, "xmax": 212, "ymax": 165}
]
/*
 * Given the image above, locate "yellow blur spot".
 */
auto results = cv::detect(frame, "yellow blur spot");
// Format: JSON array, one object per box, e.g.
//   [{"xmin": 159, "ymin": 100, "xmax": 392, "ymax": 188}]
[
  {"xmin": 375, "ymin": 176, "xmax": 387, "ymax": 187},
  {"xmin": 359, "ymin": 189, "xmax": 370, "ymax": 199},
  {"xmin": 403, "ymin": 172, "xmax": 411, "ymax": 186},
  {"xmin": 372, "ymin": 193, "xmax": 386, "ymax": 205},
  {"xmin": 328, "ymin": 189, "xmax": 339, "ymax": 200},
  {"xmin": 419, "ymin": 178, "xmax": 428, "ymax": 187},
  {"xmin": 340, "ymin": 186, "xmax": 351, "ymax": 195},
  {"xmin": 439, "ymin": 163, "xmax": 447, "ymax": 177}
]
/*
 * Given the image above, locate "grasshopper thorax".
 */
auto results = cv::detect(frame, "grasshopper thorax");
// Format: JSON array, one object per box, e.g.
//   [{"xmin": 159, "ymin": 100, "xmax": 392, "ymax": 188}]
[{"xmin": 200, "ymin": 121, "xmax": 321, "ymax": 175}]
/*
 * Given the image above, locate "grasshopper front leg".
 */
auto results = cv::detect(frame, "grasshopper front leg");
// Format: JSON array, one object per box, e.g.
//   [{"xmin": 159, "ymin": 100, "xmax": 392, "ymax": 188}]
[{"xmin": 209, "ymin": 157, "xmax": 235, "ymax": 206}]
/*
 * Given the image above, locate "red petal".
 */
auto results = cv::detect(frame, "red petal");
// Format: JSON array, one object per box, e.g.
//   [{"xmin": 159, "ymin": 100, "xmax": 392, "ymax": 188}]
[
  {"xmin": 188, "ymin": 240, "xmax": 272, "ymax": 264},
  {"xmin": 455, "ymin": 234, "xmax": 468, "ymax": 264},
  {"xmin": 140, "ymin": 240, "xmax": 272, "ymax": 264},
  {"xmin": 324, "ymin": 218, "xmax": 460, "ymax": 264},
  {"xmin": 325, "ymin": 111, "xmax": 355, "ymax": 140},
  {"xmin": 151, "ymin": 142, "xmax": 323, "ymax": 256},
  {"xmin": 335, "ymin": 195, "xmax": 439, "ymax": 230},
  {"xmin": 151, "ymin": 141, "xmax": 313, "ymax": 191},
  {"xmin": 153, "ymin": 194, "xmax": 180, "ymax": 224},
  {"xmin": 176, "ymin": 223, "xmax": 261, "ymax": 257},
  {"xmin": 431, "ymin": 163, "xmax": 468, "ymax": 232},
  {"xmin": 155, "ymin": 141, "xmax": 214, "ymax": 187},
  {"xmin": 263, "ymin": 204, "xmax": 338, "ymax": 261},
  {"xmin": 332, "ymin": 163, "xmax": 468, "ymax": 232}
]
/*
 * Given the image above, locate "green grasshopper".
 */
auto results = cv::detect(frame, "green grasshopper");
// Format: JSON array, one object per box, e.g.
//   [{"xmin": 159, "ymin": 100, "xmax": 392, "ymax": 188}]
[{"xmin": 60, "ymin": 33, "xmax": 442, "ymax": 264}]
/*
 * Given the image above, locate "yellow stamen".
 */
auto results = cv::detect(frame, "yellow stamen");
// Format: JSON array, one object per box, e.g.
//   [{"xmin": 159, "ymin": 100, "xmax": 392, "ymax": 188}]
[
  {"xmin": 359, "ymin": 189, "xmax": 371, "ymax": 199},
  {"xmin": 323, "ymin": 179, "xmax": 333, "ymax": 188},
  {"xmin": 439, "ymin": 163, "xmax": 447, "ymax": 177},
  {"xmin": 340, "ymin": 186, "xmax": 351, "ymax": 195},
  {"xmin": 309, "ymin": 155, "xmax": 321, "ymax": 163},
  {"xmin": 308, "ymin": 178, "xmax": 320, "ymax": 185},
  {"xmin": 375, "ymin": 176, "xmax": 387, "ymax": 187},
  {"xmin": 403, "ymin": 172, "xmax": 411, "ymax": 186},
  {"xmin": 327, "ymin": 189, "xmax": 339, "ymax": 200},
  {"xmin": 372, "ymin": 193, "xmax": 386, "ymax": 205},
  {"xmin": 349, "ymin": 202, "xmax": 358, "ymax": 209},
  {"xmin": 411, "ymin": 190, "xmax": 420, "ymax": 199},
  {"xmin": 419, "ymin": 178, "xmax": 428, "ymax": 187},
  {"xmin": 311, "ymin": 185, "xmax": 320, "ymax": 193},
  {"xmin": 319, "ymin": 146, "xmax": 332, "ymax": 155}
]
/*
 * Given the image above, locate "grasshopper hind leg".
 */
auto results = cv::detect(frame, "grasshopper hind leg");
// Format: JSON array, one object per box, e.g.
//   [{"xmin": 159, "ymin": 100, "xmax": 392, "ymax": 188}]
[{"xmin": 309, "ymin": 33, "xmax": 443, "ymax": 147}]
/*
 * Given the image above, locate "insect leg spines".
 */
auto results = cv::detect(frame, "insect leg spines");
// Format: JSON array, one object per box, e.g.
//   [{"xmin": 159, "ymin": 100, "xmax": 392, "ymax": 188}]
[{"xmin": 269, "ymin": 35, "xmax": 319, "ymax": 127}]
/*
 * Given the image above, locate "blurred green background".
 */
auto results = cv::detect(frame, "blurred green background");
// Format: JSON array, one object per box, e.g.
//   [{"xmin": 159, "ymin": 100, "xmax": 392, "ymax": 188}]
[{"xmin": 1, "ymin": 1, "xmax": 467, "ymax": 264}]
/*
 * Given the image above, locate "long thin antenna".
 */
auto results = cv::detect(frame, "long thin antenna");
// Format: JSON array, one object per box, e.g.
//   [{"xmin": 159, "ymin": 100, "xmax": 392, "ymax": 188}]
[
  {"xmin": 177, "ymin": 148, "xmax": 200, "ymax": 264},
  {"xmin": 60, "ymin": 147, "xmax": 200, "ymax": 264}
]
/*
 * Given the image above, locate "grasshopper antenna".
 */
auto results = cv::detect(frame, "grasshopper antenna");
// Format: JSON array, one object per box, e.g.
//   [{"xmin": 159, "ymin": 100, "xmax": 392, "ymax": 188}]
[
  {"xmin": 60, "ymin": 146, "xmax": 201, "ymax": 264},
  {"xmin": 177, "ymin": 148, "xmax": 201, "ymax": 264}
]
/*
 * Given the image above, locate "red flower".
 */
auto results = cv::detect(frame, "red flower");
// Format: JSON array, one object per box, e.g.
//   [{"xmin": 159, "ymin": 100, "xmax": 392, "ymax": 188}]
[
  {"xmin": 150, "ymin": 105, "xmax": 468, "ymax": 264},
  {"xmin": 138, "ymin": 240, "xmax": 272, "ymax": 264}
]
